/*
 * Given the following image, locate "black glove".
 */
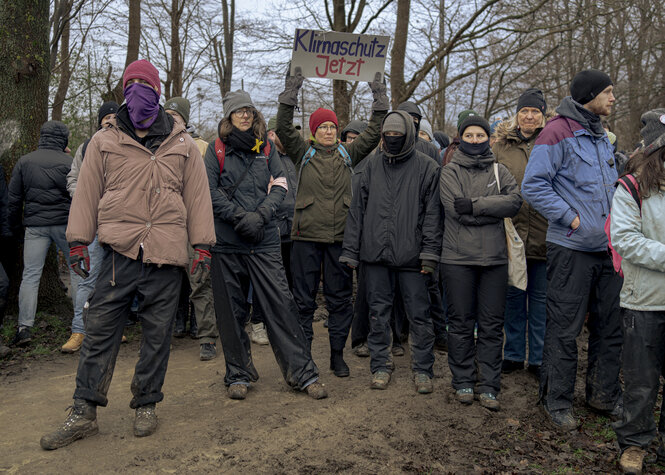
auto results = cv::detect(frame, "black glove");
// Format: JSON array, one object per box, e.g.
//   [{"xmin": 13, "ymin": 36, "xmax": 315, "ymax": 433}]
[
  {"xmin": 234, "ymin": 212, "xmax": 265, "ymax": 243},
  {"xmin": 278, "ymin": 63, "xmax": 304, "ymax": 107},
  {"xmin": 369, "ymin": 72, "xmax": 389, "ymax": 112},
  {"xmin": 256, "ymin": 205, "xmax": 272, "ymax": 225},
  {"xmin": 232, "ymin": 210, "xmax": 247, "ymax": 226},
  {"xmin": 454, "ymin": 197, "xmax": 473, "ymax": 215}
]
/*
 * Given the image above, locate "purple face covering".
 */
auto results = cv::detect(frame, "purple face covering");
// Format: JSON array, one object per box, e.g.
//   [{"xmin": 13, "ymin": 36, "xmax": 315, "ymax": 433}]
[{"xmin": 124, "ymin": 83, "xmax": 160, "ymax": 130}]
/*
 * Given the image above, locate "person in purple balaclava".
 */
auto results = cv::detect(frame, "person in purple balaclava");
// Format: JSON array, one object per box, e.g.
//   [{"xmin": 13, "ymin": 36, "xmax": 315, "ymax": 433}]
[{"xmin": 40, "ymin": 59, "xmax": 216, "ymax": 449}]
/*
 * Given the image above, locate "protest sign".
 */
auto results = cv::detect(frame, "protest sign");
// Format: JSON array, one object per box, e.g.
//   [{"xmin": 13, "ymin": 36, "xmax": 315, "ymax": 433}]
[{"xmin": 290, "ymin": 29, "xmax": 389, "ymax": 82}]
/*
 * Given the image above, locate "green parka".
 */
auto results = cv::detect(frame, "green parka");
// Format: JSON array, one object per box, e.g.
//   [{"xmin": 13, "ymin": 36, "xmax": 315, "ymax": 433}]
[{"xmin": 275, "ymin": 103, "xmax": 386, "ymax": 243}]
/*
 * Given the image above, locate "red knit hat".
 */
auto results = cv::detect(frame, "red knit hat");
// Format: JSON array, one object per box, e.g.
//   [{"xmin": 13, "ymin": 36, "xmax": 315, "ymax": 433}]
[
  {"xmin": 123, "ymin": 59, "xmax": 161, "ymax": 96},
  {"xmin": 309, "ymin": 108, "xmax": 338, "ymax": 135}
]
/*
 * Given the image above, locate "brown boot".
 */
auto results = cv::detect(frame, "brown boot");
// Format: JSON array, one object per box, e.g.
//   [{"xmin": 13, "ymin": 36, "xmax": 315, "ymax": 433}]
[
  {"xmin": 619, "ymin": 446, "xmax": 645, "ymax": 474},
  {"xmin": 61, "ymin": 333, "xmax": 85, "ymax": 353},
  {"xmin": 305, "ymin": 381, "xmax": 328, "ymax": 399}
]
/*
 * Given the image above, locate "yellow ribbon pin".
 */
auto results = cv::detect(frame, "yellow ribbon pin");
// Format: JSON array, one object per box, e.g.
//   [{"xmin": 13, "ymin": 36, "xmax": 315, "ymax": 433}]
[{"xmin": 252, "ymin": 139, "xmax": 263, "ymax": 153}]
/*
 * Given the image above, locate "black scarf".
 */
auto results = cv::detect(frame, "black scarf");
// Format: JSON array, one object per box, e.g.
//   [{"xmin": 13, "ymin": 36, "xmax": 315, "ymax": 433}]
[{"xmin": 226, "ymin": 127, "xmax": 267, "ymax": 154}]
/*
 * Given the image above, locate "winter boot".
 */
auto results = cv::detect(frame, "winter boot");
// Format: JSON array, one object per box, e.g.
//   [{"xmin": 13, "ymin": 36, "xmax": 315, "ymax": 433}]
[
  {"xmin": 61, "ymin": 333, "xmax": 85, "ymax": 353},
  {"xmin": 414, "ymin": 373, "xmax": 433, "ymax": 394},
  {"xmin": 619, "ymin": 446, "xmax": 645, "ymax": 474},
  {"xmin": 199, "ymin": 342, "xmax": 217, "ymax": 361},
  {"xmin": 330, "ymin": 349, "xmax": 350, "ymax": 377},
  {"xmin": 40, "ymin": 399, "xmax": 98, "ymax": 450},
  {"xmin": 134, "ymin": 403, "xmax": 158, "ymax": 437}
]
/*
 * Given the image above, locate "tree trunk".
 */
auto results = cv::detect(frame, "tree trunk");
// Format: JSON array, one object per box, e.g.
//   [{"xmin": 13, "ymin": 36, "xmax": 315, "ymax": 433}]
[
  {"xmin": 102, "ymin": 0, "xmax": 141, "ymax": 103},
  {"xmin": 0, "ymin": 0, "xmax": 72, "ymax": 317},
  {"xmin": 390, "ymin": 0, "xmax": 410, "ymax": 108},
  {"xmin": 165, "ymin": 0, "xmax": 183, "ymax": 99},
  {"xmin": 51, "ymin": 9, "xmax": 71, "ymax": 121}
]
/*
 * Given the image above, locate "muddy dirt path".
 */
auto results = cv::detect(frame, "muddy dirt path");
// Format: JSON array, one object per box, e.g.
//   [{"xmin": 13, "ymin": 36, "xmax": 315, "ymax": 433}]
[{"xmin": 0, "ymin": 324, "xmax": 655, "ymax": 474}]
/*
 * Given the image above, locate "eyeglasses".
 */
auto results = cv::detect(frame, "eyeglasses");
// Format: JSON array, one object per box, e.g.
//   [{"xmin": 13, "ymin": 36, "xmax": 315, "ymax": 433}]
[
  {"xmin": 317, "ymin": 125, "xmax": 337, "ymax": 132},
  {"xmin": 233, "ymin": 108, "xmax": 253, "ymax": 118}
]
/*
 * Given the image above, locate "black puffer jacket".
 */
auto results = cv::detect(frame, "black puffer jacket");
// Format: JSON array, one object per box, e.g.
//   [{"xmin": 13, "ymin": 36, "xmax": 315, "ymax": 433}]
[
  {"xmin": 340, "ymin": 111, "xmax": 442, "ymax": 270},
  {"xmin": 439, "ymin": 147, "xmax": 522, "ymax": 265},
  {"xmin": 204, "ymin": 136, "xmax": 286, "ymax": 254},
  {"xmin": 8, "ymin": 121, "xmax": 72, "ymax": 232}
]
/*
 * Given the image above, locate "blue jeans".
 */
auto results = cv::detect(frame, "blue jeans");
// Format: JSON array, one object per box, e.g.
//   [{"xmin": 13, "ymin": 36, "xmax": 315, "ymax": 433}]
[
  {"xmin": 72, "ymin": 237, "xmax": 104, "ymax": 334},
  {"xmin": 18, "ymin": 225, "xmax": 80, "ymax": 329},
  {"xmin": 503, "ymin": 259, "xmax": 547, "ymax": 366}
]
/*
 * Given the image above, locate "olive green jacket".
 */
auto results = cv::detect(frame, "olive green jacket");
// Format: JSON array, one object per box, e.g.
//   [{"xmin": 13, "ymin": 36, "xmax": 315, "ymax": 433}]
[
  {"xmin": 492, "ymin": 125, "xmax": 548, "ymax": 260},
  {"xmin": 275, "ymin": 103, "xmax": 386, "ymax": 243}
]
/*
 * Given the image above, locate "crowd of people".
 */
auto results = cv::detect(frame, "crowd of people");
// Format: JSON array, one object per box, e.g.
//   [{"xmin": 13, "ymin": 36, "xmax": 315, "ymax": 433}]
[{"xmin": 0, "ymin": 58, "xmax": 663, "ymax": 474}]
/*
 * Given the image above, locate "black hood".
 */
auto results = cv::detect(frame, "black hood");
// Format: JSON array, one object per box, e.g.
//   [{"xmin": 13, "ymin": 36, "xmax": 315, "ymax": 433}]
[
  {"xmin": 38, "ymin": 121, "xmax": 69, "ymax": 151},
  {"xmin": 433, "ymin": 131, "xmax": 449, "ymax": 149},
  {"xmin": 380, "ymin": 110, "xmax": 416, "ymax": 163},
  {"xmin": 341, "ymin": 120, "xmax": 367, "ymax": 142},
  {"xmin": 556, "ymin": 96, "xmax": 606, "ymax": 138},
  {"xmin": 396, "ymin": 101, "xmax": 422, "ymax": 119}
]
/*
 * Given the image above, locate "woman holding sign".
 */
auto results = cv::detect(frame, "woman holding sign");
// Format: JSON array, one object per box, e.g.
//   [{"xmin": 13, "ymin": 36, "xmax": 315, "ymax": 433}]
[{"xmin": 275, "ymin": 66, "xmax": 389, "ymax": 378}]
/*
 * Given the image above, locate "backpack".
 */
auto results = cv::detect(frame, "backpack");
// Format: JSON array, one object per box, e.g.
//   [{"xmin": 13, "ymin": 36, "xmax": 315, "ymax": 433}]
[
  {"xmin": 214, "ymin": 137, "xmax": 271, "ymax": 199},
  {"xmin": 604, "ymin": 174, "xmax": 641, "ymax": 277}
]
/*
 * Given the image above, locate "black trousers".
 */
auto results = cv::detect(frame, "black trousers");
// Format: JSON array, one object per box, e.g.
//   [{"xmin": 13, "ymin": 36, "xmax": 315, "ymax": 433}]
[
  {"xmin": 74, "ymin": 248, "xmax": 183, "ymax": 408},
  {"xmin": 251, "ymin": 240, "xmax": 292, "ymax": 325},
  {"xmin": 540, "ymin": 243, "xmax": 623, "ymax": 412},
  {"xmin": 443, "ymin": 263, "xmax": 507, "ymax": 394},
  {"xmin": 211, "ymin": 251, "xmax": 318, "ymax": 389},
  {"xmin": 291, "ymin": 241, "xmax": 353, "ymax": 352},
  {"xmin": 365, "ymin": 264, "xmax": 435, "ymax": 376},
  {"xmin": 614, "ymin": 309, "xmax": 665, "ymax": 450},
  {"xmin": 0, "ymin": 261, "xmax": 8, "ymax": 322}
]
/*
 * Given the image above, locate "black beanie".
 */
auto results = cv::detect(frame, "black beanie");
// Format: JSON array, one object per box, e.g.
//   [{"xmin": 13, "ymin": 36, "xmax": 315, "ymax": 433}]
[
  {"xmin": 97, "ymin": 101, "xmax": 119, "ymax": 128},
  {"xmin": 458, "ymin": 114, "xmax": 490, "ymax": 137},
  {"xmin": 516, "ymin": 88, "xmax": 546, "ymax": 114},
  {"xmin": 570, "ymin": 69, "xmax": 613, "ymax": 105}
]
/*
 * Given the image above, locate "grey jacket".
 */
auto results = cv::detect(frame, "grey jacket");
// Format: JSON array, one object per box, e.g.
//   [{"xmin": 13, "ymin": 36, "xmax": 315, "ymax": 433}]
[{"xmin": 439, "ymin": 148, "xmax": 522, "ymax": 265}]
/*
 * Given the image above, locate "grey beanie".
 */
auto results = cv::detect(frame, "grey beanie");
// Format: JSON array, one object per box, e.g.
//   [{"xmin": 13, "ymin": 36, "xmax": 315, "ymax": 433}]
[
  {"xmin": 420, "ymin": 119, "xmax": 434, "ymax": 140},
  {"xmin": 382, "ymin": 112, "xmax": 406, "ymax": 135},
  {"xmin": 223, "ymin": 90, "xmax": 254, "ymax": 119},
  {"xmin": 164, "ymin": 97, "xmax": 191, "ymax": 125},
  {"xmin": 641, "ymin": 109, "xmax": 665, "ymax": 157}
]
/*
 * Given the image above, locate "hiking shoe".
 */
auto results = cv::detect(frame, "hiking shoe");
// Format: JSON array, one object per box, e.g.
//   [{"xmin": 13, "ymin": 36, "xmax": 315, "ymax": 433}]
[
  {"xmin": 227, "ymin": 384, "xmax": 248, "ymax": 400},
  {"xmin": 40, "ymin": 399, "xmax": 98, "ymax": 450},
  {"xmin": 434, "ymin": 335, "xmax": 448, "ymax": 352},
  {"xmin": 353, "ymin": 343, "xmax": 370, "ymax": 357},
  {"xmin": 305, "ymin": 381, "xmax": 328, "ymax": 399},
  {"xmin": 619, "ymin": 446, "xmax": 645, "ymax": 474},
  {"xmin": 371, "ymin": 371, "xmax": 391, "ymax": 390},
  {"xmin": 542, "ymin": 404, "xmax": 578, "ymax": 432},
  {"xmin": 250, "ymin": 323, "xmax": 269, "ymax": 345},
  {"xmin": 501, "ymin": 359, "xmax": 524, "ymax": 373},
  {"xmin": 527, "ymin": 364, "xmax": 541, "ymax": 379},
  {"xmin": 61, "ymin": 333, "xmax": 85, "ymax": 353},
  {"xmin": 199, "ymin": 343, "xmax": 217, "ymax": 361},
  {"xmin": 12, "ymin": 327, "xmax": 32, "ymax": 347},
  {"xmin": 414, "ymin": 373, "xmax": 433, "ymax": 394},
  {"xmin": 134, "ymin": 404, "xmax": 157, "ymax": 437},
  {"xmin": 456, "ymin": 388, "xmax": 474, "ymax": 405},
  {"xmin": 0, "ymin": 344, "xmax": 10, "ymax": 358},
  {"xmin": 391, "ymin": 345, "xmax": 405, "ymax": 357},
  {"xmin": 478, "ymin": 392, "xmax": 500, "ymax": 411},
  {"xmin": 330, "ymin": 350, "xmax": 350, "ymax": 377}
]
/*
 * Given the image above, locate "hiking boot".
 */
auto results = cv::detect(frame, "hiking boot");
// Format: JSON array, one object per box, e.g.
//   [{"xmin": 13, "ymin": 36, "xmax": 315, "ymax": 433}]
[
  {"xmin": 619, "ymin": 446, "xmax": 645, "ymax": 474},
  {"xmin": 353, "ymin": 343, "xmax": 370, "ymax": 357},
  {"xmin": 527, "ymin": 364, "xmax": 541, "ymax": 379},
  {"xmin": 40, "ymin": 399, "xmax": 98, "ymax": 450},
  {"xmin": 414, "ymin": 373, "xmax": 433, "ymax": 394},
  {"xmin": 371, "ymin": 371, "xmax": 391, "ymax": 390},
  {"xmin": 0, "ymin": 344, "xmax": 10, "ymax": 358},
  {"xmin": 227, "ymin": 384, "xmax": 248, "ymax": 400},
  {"xmin": 478, "ymin": 392, "xmax": 500, "ymax": 411},
  {"xmin": 542, "ymin": 404, "xmax": 579, "ymax": 432},
  {"xmin": 434, "ymin": 335, "xmax": 448, "ymax": 352},
  {"xmin": 391, "ymin": 345, "xmax": 405, "ymax": 357},
  {"xmin": 501, "ymin": 359, "xmax": 524, "ymax": 373},
  {"xmin": 61, "ymin": 333, "xmax": 85, "ymax": 353},
  {"xmin": 12, "ymin": 327, "xmax": 32, "ymax": 347},
  {"xmin": 199, "ymin": 343, "xmax": 217, "ymax": 361},
  {"xmin": 305, "ymin": 381, "xmax": 328, "ymax": 399},
  {"xmin": 250, "ymin": 323, "xmax": 269, "ymax": 345},
  {"xmin": 134, "ymin": 404, "xmax": 157, "ymax": 437},
  {"xmin": 456, "ymin": 388, "xmax": 474, "ymax": 405},
  {"xmin": 330, "ymin": 350, "xmax": 350, "ymax": 377}
]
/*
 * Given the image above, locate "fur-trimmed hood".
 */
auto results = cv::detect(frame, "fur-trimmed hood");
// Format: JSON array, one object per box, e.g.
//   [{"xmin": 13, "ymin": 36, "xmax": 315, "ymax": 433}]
[{"xmin": 493, "ymin": 109, "xmax": 555, "ymax": 144}]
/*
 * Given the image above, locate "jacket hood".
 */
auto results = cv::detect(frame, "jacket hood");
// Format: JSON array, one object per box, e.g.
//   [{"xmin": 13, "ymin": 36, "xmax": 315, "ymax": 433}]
[
  {"xmin": 396, "ymin": 101, "xmax": 422, "ymax": 119},
  {"xmin": 494, "ymin": 109, "xmax": 555, "ymax": 144},
  {"xmin": 38, "ymin": 121, "xmax": 69, "ymax": 151},
  {"xmin": 556, "ymin": 96, "xmax": 606, "ymax": 138},
  {"xmin": 341, "ymin": 120, "xmax": 367, "ymax": 142},
  {"xmin": 450, "ymin": 147, "xmax": 495, "ymax": 169},
  {"xmin": 381, "ymin": 110, "xmax": 416, "ymax": 162}
]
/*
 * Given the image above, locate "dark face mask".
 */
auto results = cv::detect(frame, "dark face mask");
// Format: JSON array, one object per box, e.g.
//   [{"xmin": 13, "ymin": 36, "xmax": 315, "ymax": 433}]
[
  {"xmin": 459, "ymin": 139, "xmax": 490, "ymax": 156},
  {"xmin": 384, "ymin": 135, "xmax": 406, "ymax": 155}
]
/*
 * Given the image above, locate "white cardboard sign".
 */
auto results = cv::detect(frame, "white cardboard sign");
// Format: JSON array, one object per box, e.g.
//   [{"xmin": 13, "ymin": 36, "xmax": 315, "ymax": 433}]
[{"xmin": 290, "ymin": 29, "xmax": 389, "ymax": 82}]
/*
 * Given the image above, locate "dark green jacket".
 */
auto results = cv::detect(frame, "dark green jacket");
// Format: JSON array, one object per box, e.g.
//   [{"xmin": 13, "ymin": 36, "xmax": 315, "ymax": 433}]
[{"xmin": 275, "ymin": 103, "xmax": 386, "ymax": 243}]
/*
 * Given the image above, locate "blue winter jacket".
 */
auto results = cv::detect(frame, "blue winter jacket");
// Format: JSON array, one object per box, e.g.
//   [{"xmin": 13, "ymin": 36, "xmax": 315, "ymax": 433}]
[{"xmin": 521, "ymin": 99, "xmax": 617, "ymax": 252}]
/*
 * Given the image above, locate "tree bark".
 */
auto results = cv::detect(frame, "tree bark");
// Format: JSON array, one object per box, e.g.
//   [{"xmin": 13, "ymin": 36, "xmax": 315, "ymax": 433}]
[
  {"xmin": 390, "ymin": 0, "xmax": 410, "ymax": 108},
  {"xmin": 51, "ymin": 7, "xmax": 71, "ymax": 121}
]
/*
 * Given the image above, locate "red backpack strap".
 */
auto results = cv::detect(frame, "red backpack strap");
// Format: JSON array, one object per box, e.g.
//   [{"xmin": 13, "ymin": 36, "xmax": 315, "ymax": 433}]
[
  {"xmin": 618, "ymin": 174, "xmax": 641, "ymax": 212},
  {"xmin": 215, "ymin": 138, "xmax": 226, "ymax": 175}
]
